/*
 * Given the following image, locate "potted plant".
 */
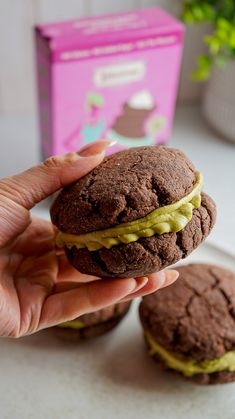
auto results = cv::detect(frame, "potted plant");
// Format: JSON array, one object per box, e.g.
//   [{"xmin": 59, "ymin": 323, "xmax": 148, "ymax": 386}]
[{"xmin": 182, "ymin": 0, "xmax": 235, "ymax": 142}]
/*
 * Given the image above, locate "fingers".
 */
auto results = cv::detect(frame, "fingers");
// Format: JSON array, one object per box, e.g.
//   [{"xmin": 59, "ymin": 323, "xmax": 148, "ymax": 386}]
[
  {"xmin": 12, "ymin": 217, "xmax": 55, "ymax": 256},
  {"xmin": 160, "ymin": 270, "xmax": 179, "ymax": 289},
  {"xmin": 39, "ymin": 277, "xmax": 146, "ymax": 330},
  {"xmin": 0, "ymin": 140, "xmax": 114, "ymax": 247},
  {"xmin": 0, "ymin": 140, "xmax": 113, "ymax": 210},
  {"xmin": 120, "ymin": 270, "xmax": 179, "ymax": 302},
  {"xmin": 38, "ymin": 270, "xmax": 178, "ymax": 331},
  {"xmin": 14, "ymin": 251, "xmax": 57, "ymax": 336},
  {"xmin": 57, "ymin": 253, "xmax": 100, "ymax": 284}
]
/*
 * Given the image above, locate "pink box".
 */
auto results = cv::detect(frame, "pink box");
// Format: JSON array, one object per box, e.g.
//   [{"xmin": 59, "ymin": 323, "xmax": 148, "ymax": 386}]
[{"xmin": 35, "ymin": 8, "xmax": 184, "ymax": 158}]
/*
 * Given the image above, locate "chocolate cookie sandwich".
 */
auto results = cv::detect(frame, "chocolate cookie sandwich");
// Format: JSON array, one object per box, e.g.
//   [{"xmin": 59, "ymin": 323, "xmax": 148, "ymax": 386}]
[
  {"xmin": 139, "ymin": 264, "xmax": 235, "ymax": 384},
  {"xmin": 54, "ymin": 301, "xmax": 131, "ymax": 341},
  {"xmin": 51, "ymin": 146, "xmax": 216, "ymax": 278}
]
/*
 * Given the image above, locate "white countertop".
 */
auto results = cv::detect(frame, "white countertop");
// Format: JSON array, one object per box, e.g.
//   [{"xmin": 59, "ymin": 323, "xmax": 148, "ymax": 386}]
[
  {"xmin": 1, "ymin": 243, "xmax": 235, "ymax": 419},
  {"xmin": 1, "ymin": 106, "xmax": 235, "ymax": 419},
  {"xmin": 0, "ymin": 104, "xmax": 234, "ymax": 255}
]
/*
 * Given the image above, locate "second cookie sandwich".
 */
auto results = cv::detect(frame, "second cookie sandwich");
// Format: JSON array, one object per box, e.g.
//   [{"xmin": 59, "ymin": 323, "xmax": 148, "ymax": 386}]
[
  {"xmin": 54, "ymin": 301, "xmax": 131, "ymax": 341},
  {"xmin": 139, "ymin": 263, "xmax": 235, "ymax": 384}
]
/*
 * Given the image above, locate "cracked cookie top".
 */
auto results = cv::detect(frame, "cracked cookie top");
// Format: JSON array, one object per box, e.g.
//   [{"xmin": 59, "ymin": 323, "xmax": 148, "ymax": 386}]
[
  {"xmin": 51, "ymin": 146, "xmax": 197, "ymax": 235},
  {"xmin": 139, "ymin": 264, "xmax": 235, "ymax": 361}
]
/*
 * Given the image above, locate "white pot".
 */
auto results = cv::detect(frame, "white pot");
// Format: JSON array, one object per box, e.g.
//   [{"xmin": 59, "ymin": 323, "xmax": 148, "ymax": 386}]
[{"xmin": 202, "ymin": 61, "xmax": 235, "ymax": 143}]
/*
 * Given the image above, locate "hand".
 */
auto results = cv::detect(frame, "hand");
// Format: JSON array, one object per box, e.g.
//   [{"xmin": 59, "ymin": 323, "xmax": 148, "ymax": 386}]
[{"xmin": 0, "ymin": 140, "xmax": 179, "ymax": 338}]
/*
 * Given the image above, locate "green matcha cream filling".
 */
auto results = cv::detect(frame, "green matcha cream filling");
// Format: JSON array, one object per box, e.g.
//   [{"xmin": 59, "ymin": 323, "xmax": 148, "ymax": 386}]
[
  {"xmin": 57, "ymin": 320, "xmax": 85, "ymax": 330},
  {"xmin": 145, "ymin": 332, "xmax": 235, "ymax": 377},
  {"xmin": 56, "ymin": 172, "xmax": 203, "ymax": 252}
]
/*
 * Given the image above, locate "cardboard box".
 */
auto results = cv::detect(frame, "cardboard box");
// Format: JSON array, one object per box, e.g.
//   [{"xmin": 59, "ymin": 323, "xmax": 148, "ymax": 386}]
[{"xmin": 35, "ymin": 8, "xmax": 184, "ymax": 158}]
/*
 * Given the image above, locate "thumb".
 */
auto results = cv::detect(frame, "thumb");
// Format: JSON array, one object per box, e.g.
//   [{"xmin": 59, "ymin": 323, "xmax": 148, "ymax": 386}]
[
  {"xmin": 0, "ymin": 140, "xmax": 113, "ymax": 209},
  {"xmin": 0, "ymin": 140, "xmax": 113, "ymax": 246}
]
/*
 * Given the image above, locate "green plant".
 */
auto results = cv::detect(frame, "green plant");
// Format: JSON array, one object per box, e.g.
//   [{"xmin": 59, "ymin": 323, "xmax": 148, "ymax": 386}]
[{"xmin": 182, "ymin": 0, "xmax": 235, "ymax": 80}]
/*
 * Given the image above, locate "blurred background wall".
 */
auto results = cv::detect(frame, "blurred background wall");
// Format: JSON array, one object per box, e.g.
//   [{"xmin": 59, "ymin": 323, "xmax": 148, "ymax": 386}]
[{"xmin": 0, "ymin": 0, "xmax": 207, "ymax": 114}]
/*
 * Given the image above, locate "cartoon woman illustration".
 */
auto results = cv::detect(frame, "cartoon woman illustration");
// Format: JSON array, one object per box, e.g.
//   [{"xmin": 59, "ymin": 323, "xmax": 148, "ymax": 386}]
[{"xmin": 82, "ymin": 92, "xmax": 105, "ymax": 144}]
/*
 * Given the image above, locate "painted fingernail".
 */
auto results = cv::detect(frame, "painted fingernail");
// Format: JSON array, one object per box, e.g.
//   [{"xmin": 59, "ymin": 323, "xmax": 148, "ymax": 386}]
[
  {"xmin": 155, "ymin": 270, "xmax": 166, "ymax": 287},
  {"xmin": 130, "ymin": 277, "xmax": 148, "ymax": 293},
  {"xmin": 78, "ymin": 139, "xmax": 117, "ymax": 157},
  {"xmin": 164, "ymin": 270, "xmax": 179, "ymax": 287},
  {"xmin": 146, "ymin": 271, "xmax": 166, "ymax": 290}
]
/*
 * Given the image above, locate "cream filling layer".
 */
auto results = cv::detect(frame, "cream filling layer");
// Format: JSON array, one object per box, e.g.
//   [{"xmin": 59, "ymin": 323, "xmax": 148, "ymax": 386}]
[
  {"xmin": 57, "ymin": 320, "xmax": 85, "ymax": 330},
  {"xmin": 145, "ymin": 332, "xmax": 235, "ymax": 377},
  {"xmin": 56, "ymin": 172, "xmax": 203, "ymax": 252}
]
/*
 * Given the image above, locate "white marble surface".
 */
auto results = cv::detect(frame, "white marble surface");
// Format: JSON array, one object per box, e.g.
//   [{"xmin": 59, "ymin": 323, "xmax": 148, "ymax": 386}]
[{"xmin": 0, "ymin": 243, "xmax": 235, "ymax": 419}]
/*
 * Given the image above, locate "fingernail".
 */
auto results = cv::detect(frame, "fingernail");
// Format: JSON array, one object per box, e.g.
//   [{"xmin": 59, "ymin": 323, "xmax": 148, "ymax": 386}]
[
  {"xmin": 146, "ymin": 271, "xmax": 166, "ymax": 290},
  {"xmin": 164, "ymin": 270, "xmax": 179, "ymax": 287},
  {"xmin": 130, "ymin": 277, "xmax": 148, "ymax": 294},
  {"xmin": 78, "ymin": 139, "xmax": 117, "ymax": 157},
  {"xmin": 155, "ymin": 270, "xmax": 166, "ymax": 287}
]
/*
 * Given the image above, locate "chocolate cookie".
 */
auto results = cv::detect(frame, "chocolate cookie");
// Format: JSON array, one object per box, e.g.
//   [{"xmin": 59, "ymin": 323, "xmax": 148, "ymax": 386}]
[
  {"xmin": 51, "ymin": 146, "xmax": 216, "ymax": 278},
  {"xmin": 54, "ymin": 301, "xmax": 131, "ymax": 341},
  {"xmin": 139, "ymin": 264, "xmax": 235, "ymax": 384}
]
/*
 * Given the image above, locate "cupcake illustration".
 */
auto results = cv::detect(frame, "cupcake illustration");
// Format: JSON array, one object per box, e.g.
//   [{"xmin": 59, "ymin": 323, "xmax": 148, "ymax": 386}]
[
  {"xmin": 82, "ymin": 92, "xmax": 105, "ymax": 144},
  {"xmin": 108, "ymin": 90, "xmax": 165, "ymax": 147}
]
